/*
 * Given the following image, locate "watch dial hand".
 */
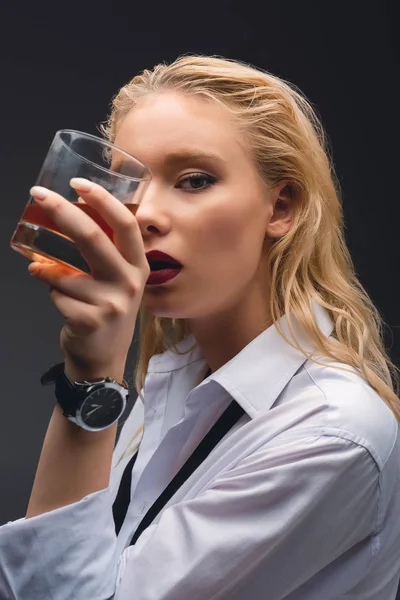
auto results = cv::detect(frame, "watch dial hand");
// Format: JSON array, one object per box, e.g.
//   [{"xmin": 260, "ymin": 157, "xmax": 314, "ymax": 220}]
[{"xmin": 86, "ymin": 404, "xmax": 102, "ymax": 417}]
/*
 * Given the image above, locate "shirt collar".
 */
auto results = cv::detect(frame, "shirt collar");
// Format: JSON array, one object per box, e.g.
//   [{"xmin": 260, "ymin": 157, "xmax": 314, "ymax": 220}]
[{"xmin": 147, "ymin": 299, "xmax": 334, "ymax": 418}]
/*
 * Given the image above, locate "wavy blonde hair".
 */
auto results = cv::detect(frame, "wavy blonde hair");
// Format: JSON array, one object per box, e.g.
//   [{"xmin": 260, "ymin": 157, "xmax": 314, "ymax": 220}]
[{"xmin": 100, "ymin": 55, "xmax": 400, "ymax": 434}]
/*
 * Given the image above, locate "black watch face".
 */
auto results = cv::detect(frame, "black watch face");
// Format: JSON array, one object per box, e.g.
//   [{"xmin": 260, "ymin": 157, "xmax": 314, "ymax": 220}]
[{"xmin": 79, "ymin": 386, "xmax": 125, "ymax": 429}]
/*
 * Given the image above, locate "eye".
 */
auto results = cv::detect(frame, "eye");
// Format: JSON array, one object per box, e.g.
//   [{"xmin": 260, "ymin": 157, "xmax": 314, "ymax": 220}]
[{"xmin": 176, "ymin": 173, "xmax": 217, "ymax": 193}]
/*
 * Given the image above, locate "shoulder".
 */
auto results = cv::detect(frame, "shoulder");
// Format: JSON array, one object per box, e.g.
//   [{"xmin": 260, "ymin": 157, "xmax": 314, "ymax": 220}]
[{"xmin": 280, "ymin": 357, "xmax": 399, "ymax": 471}]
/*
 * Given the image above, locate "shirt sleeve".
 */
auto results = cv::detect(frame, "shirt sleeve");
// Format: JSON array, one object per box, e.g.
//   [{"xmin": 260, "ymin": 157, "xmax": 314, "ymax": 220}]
[
  {"xmin": 0, "ymin": 431, "xmax": 379, "ymax": 600},
  {"xmin": 0, "ymin": 486, "xmax": 120, "ymax": 600},
  {"xmin": 0, "ymin": 394, "xmax": 145, "ymax": 600},
  {"xmin": 114, "ymin": 431, "xmax": 379, "ymax": 600}
]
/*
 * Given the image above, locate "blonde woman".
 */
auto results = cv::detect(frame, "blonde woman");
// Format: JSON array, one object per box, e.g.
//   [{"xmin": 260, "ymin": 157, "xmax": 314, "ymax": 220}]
[{"xmin": 1, "ymin": 55, "xmax": 399, "ymax": 600}]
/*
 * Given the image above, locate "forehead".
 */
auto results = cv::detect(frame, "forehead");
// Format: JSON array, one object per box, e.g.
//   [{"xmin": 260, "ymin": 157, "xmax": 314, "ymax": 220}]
[{"xmin": 113, "ymin": 91, "xmax": 246, "ymax": 167}]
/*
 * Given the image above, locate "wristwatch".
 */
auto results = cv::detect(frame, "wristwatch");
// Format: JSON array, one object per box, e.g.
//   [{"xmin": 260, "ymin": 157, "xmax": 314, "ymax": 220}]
[{"xmin": 40, "ymin": 362, "xmax": 129, "ymax": 431}]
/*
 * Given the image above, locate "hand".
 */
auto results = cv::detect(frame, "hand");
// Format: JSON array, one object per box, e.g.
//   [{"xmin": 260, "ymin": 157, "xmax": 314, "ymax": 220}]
[{"xmin": 28, "ymin": 177, "xmax": 150, "ymax": 382}]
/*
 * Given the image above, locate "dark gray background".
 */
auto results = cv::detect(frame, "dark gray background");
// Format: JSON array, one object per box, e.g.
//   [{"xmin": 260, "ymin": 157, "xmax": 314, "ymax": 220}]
[{"xmin": 0, "ymin": 0, "xmax": 398, "ymax": 541}]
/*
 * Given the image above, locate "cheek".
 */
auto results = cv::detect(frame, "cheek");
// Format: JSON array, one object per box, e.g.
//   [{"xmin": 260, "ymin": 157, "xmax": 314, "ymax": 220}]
[{"xmin": 192, "ymin": 201, "xmax": 265, "ymax": 275}]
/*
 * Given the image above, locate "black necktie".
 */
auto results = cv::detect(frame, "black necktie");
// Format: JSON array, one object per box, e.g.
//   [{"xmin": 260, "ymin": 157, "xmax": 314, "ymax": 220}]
[
  {"xmin": 112, "ymin": 451, "xmax": 138, "ymax": 535},
  {"xmin": 112, "ymin": 367, "xmax": 212, "ymax": 534}
]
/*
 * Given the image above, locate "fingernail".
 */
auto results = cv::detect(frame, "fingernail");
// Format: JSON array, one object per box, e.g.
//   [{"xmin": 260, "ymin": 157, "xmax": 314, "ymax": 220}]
[
  {"xmin": 28, "ymin": 262, "xmax": 40, "ymax": 275},
  {"xmin": 30, "ymin": 186, "xmax": 49, "ymax": 201},
  {"xmin": 70, "ymin": 178, "xmax": 93, "ymax": 192}
]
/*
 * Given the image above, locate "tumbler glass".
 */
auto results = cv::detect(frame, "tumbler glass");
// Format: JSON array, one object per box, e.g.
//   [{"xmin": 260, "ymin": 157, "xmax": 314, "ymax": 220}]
[{"xmin": 10, "ymin": 130, "xmax": 151, "ymax": 274}]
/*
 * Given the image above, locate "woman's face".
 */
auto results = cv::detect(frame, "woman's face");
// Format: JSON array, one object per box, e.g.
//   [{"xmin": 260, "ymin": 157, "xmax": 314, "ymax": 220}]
[{"xmin": 113, "ymin": 91, "xmax": 291, "ymax": 321}]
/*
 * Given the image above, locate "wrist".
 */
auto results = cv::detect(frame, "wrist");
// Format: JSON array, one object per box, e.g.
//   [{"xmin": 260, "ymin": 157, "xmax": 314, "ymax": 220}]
[
  {"xmin": 64, "ymin": 357, "xmax": 126, "ymax": 384},
  {"xmin": 41, "ymin": 359, "xmax": 129, "ymax": 433}
]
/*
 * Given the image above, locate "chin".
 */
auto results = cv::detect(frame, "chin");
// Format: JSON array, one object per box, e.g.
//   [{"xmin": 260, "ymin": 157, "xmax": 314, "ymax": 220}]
[
  {"xmin": 141, "ymin": 295, "xmax": 188, "ymax": 319},
  {"xmin": 142, "ymin": 284, "xmax": 230, "ymax": 321}
]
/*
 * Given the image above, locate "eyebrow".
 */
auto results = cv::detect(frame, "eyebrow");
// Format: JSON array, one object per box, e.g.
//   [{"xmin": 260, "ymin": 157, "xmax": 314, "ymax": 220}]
[
  {"xmin": 162, "ymin": 150, "xmax": 227, "ymax": 168},
  {"xmin": 110, "ymin": 149, "xmax": 227, "ymax": 174}
]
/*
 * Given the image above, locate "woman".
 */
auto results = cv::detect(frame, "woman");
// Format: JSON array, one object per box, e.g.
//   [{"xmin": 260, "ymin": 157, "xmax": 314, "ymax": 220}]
[{"xmin": 0, "ymin": 55, "xmax": 399, "ymax": 599}]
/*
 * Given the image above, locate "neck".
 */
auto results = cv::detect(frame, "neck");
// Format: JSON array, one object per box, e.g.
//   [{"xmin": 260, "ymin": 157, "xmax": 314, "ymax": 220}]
[{"xmin": 187, "ymin": 278, "xmax": 272, "ymax": 374}]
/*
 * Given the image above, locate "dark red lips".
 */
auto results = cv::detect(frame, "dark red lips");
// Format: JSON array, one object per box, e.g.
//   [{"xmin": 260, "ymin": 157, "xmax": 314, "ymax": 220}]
[
  {"xmin": 145, "ymin": 250, "xmax": 182, "ymax": 270},
  {"xmin": 145, "ymin": 250, "xmax": 183, "ymax": 286}
]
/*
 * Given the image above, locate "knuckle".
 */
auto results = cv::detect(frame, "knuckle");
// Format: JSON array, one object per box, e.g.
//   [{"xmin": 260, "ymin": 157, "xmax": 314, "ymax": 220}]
[
  {"xmin": 118, "ymin": 214, "xmax": 137, "ymax": 231},
  {"xmin": 125, "ymin": 278, "xmax": 141, "ymax": 298},
  {"xmin": 72, "ymin": 310, "xmax": 101, "ymax": 333},
  {"xmin": 101, "ymin": 296, "xmax": 126, "ymax": 318},
  {"xmin": 77, "ymin": 320, "xmax": 97, "ymax": 334},
  {"xmin": 72, "ymin": 320, "xmax": 99, "ymax": 336},
  {"xmin": 83, "ymin": 226, "xmax": 102, "ymax": 243},
  {"xmin": 51, "ymin": 198, "xmax": 64, "ymax": 212}
]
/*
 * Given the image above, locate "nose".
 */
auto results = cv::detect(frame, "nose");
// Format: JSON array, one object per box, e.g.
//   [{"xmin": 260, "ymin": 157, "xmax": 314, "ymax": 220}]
[{"xmin": 134, "ymin": 181, "xmax": 170, "ymax": 236}]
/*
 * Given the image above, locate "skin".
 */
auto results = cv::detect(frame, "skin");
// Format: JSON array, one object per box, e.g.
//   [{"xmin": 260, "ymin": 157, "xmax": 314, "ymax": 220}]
[{"xmin": 114, "ymin": 91, "xmax": 294, "ymax": 373}]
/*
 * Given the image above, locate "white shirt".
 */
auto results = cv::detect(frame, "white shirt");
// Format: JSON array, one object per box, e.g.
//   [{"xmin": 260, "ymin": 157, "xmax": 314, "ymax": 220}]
[{"xmin": 1, "ymin": 301, "xmax": 400, "ymax": 600}]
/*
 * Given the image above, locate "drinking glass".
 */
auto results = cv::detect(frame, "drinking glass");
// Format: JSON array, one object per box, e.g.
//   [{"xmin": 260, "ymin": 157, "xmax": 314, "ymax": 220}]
[{"xmin": 10, "ymin": 130, "xmax": 151, "ymax": 274}]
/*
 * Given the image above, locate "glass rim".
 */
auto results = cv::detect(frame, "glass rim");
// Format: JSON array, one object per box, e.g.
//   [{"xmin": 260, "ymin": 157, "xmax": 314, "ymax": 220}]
[{"xmin": 56, "ymin": 129, "xmax": 152, "ymax": 182}]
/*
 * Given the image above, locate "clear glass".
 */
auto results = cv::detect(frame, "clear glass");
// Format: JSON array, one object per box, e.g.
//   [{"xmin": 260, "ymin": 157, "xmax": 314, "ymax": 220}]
[{"xmin": 10, "ymin": 129, "xmax": 151, "ymax": 274}]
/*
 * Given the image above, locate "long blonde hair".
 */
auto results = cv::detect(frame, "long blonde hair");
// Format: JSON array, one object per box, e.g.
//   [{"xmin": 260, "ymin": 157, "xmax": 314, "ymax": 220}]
[{"xmin": 100, "ymin": 54, "xmax": 400, "ymax": 426}]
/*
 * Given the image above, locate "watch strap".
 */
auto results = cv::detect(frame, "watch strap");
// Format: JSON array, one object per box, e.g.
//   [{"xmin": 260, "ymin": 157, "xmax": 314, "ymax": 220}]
[
  {"xmin": 41, "ymin": 362, "xmax": 129, "ymax": 388},
  {"xmin": 41, "ymin": 362, "xmax": 85, "ymax": 418}
]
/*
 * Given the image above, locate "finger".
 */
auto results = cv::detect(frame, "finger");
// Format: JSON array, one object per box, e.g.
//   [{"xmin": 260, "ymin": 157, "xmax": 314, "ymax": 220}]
[
  {"xmin": 29, "ymin": 184, "xmax": 131, "ymax": 282},
  {"xmin": 30, "ymin": 255, "xmax": 56, "ymax": 266},
  {"xmin": 29, "ymin": 262, "xmax": 115, "ymax": 306},
  {"xmin": 69, "ymin": 178, "xmax": 148, "ymax": 271},
  {"xmin": 48, "ymin": 287, "xmax": 103, "ymax": 334}
]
